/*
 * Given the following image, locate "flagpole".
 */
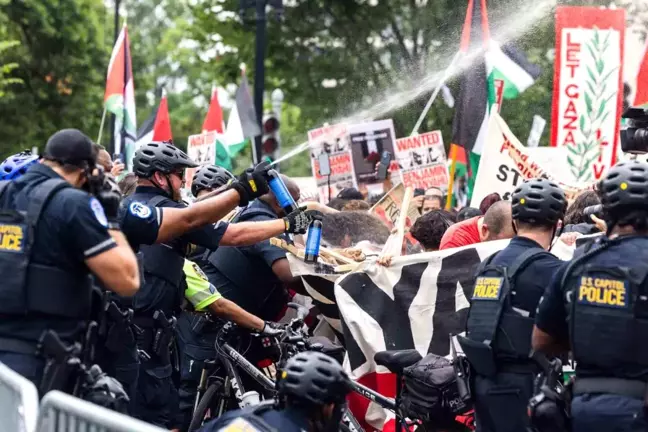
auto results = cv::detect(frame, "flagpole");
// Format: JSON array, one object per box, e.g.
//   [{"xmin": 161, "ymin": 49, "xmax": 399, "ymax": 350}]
[
  {"xmin": 97, "ymin": 105, "xmax": 108, "ymax": 146},
  {"xmin": 410, "ymin": 51, "xmax": 462, "ymax": 136},
  {"xmin": 446, "ymin": 146, "xmax": 458, "ymax": 210}
]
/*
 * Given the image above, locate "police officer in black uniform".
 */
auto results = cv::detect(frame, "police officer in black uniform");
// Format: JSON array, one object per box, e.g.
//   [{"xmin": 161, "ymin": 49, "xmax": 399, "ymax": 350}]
[
  {"xmin": 126, "ymin": 142, "xmax": 317, "ymax": 429},
  {"xmin": 0, "ymin": 129, "xmax": 140, "ymax": 388},
  {"xmin": 458, "ymin": 178, "xmax": 567, "ymax": 432},
  {"xmin": 198, "ymin": 351, "xmax": 351, "ymax": 432},
  {"xmin": 533, "ymin": 161, "xmax": 648, "ymax": 432}
]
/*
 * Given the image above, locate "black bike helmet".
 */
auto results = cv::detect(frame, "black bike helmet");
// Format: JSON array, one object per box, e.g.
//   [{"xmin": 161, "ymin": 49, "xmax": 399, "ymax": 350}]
[
  {"xmin": 132, "ymin": 141, "xmax": 198, "ymax": 178},
  {"xmin": 511, "ymin": 178, "xmax": 567, "ymax": 225},
  {"xmin": 277, "ymin": 351, "xmax": 349, "ymax": 406},
  {"xmin": 599, "ymin": 160, "xmax": 648, "ymax": 218},
  {"xmin": 191, "ymin": 164, "xmax": 235, "ymax": 197}
]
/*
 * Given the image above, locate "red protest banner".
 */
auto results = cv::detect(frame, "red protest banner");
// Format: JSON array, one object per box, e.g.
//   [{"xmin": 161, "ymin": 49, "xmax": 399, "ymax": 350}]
[{"xmin": 550, "ymin": 6, "xmax": 625, "ymax": 183}]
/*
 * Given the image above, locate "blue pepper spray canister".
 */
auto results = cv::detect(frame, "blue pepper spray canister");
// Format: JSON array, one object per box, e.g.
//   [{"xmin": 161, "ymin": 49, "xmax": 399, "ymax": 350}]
[
  {"xmin": 304, "ymin": 219, "xmax": 322, "ymax": 263},
  {"xmin": 267, "ymin": 169, "xmax": 299, "ymax": 214}
]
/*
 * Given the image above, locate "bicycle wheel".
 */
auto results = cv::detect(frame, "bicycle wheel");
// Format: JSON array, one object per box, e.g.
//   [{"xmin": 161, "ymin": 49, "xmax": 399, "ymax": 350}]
[{"xmin": 188, "ymin": 381, "xmax": 222, "ymax": 432}]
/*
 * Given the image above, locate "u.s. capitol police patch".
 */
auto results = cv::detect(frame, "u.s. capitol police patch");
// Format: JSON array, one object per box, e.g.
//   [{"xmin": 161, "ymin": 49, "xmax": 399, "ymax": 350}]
[
  {"xmin": 129, "ymin": 201, "xmax": 152, "ymax": 219},
  {"xmin": 89, "ymin": 197, "xmax": 108, "ymax": 228}
]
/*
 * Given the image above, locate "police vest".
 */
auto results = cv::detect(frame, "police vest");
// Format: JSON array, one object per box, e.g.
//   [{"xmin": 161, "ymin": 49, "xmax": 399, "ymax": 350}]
[
  {"xmin": 206, "ymin": 205, "xmax": 286, "ymax": 319},
  {"xmin": 0, "ymin": 179, "xmax": 92, "ymax": 319},
  {"xmin": 137, "ymin": 195, "xmax": 186, "ymax": 306},
  {"xmin": 214, "ymin": 401, "xmax": 278, "ymax": 432},
  {"xmin": 466, "ymin": 248, "xmax": 552, "ymax": 361},
  {"xmin": 561, "ymin": 236, "xmax": 648, "ymax": 378}
]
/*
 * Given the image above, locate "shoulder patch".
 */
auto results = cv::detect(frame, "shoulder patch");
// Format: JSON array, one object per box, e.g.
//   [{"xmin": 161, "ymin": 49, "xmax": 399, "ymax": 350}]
[
  {"xmin": 129, "ymin": 201, "xmax": 152, "ymax": 219},
  {"xmin": 472, "ymin": 276, "xmax": 504, "ymax": 301},
  {"xmin": 89, "ymin": 197, "xmax": 108, "ymax": 228}
]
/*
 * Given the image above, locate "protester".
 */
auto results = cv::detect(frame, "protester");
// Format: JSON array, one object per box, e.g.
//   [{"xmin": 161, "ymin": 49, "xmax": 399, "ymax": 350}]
[
  {"xmin": 340, "ymin": 199, "xmax": 370, "ymax": 211},
  {"xmin": 410, "ymin": 210, "xmax": 455, "ymax": 251},
  {"xmin": 439, "ymin": 201, "xmax": 514, "ymax": 250},
  {"xmin": 321, "ymin": 211, "xmax": 390, "ymax": 250},
  {"xmin": 478, "ymin": 192, "xmax": 501, "ymax": 214},
  {"xmin": 95, "ymin": 144, "xmax": 126, "ymax": 177},
  {"xmin": 421, "ymin": 195, "xmax": 443, "ymax": 214},
  {"xmin": 456, "ymin": 206, "xmax": 482, "ymax": 221},
  {"xmin": 562, "ymin": 190, "xmax": 601, "ymax": 234},
  {"xmin": 337, "ymin": 187, "xmax": 364, "ymax": 200}
]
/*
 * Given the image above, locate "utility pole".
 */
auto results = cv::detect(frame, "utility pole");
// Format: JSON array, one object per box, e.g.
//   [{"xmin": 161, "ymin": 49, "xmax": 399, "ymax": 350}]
[
  {"xmin": 239, "ymin": 0, "xmax": 283, "ymax": 164},
  {"xmin": 109, "ymin": 0, "xmax": 122, "ymax": 156}
]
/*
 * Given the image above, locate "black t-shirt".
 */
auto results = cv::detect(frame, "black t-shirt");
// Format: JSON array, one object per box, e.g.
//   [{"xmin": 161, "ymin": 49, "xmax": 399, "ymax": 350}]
[
  {"xmin": 0, "ymin": 164, "xmax": 116, "ymax": 345},
  {"xmin": 205, "ymin": 200, "xmax": 288, "ymax": 320}
]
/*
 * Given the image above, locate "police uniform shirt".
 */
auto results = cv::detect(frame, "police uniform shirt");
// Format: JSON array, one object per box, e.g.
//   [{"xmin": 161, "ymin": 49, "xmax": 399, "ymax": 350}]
[
  {"xmin": 0, "ymin": 164, "xmax": 116, "ymax": 344},
  {"xmin": 207, "ymin": 200, "xmax": 287, "ymax": 316},
  {"xmin": 482, "ymin": 236, "xmax": 564, "ymax": 316},
  {"xmin": 200, "ymin": 405, "xmax": 310, "ymax": 432},
  {"xmin": 118, "ymin": 198, "xmax": 163, "ymax": 251},
  {"xmin": 128, "ymin": 186, "xmax": 228, "ymax": 315}
]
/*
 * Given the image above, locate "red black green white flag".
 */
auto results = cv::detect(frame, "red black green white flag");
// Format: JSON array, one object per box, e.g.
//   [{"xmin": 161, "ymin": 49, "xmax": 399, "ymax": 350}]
[{"xmin": 104, "ymin": 23, "xmax": 137, "ymax": 169}]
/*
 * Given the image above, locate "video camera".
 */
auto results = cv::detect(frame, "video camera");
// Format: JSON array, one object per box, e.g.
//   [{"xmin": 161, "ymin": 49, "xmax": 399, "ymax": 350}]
[{"xmin": 621, "ymin": 107, "xmax": 648, "ymax": 154}]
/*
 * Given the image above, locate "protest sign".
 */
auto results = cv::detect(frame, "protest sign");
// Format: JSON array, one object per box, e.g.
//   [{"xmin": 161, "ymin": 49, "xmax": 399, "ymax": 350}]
[
  {"xmin": 347, "ymin": 120, "xmax": 400, "ymax": 185},
  {"xmin": 471, "ymin": 112, "xmax": 591, "ymax": 207},
  {"xmin": 550, "ymin": 6, "xmax": 625, "ymax": 183},
  {"xmin": 394, "ymin": 131, "xmax": 449, "ymax": 190},
  {"xmin": 308, "ymin": 123, "xmax": 358, "ymax": 203},
  {"xmin": 527, "ymin": 115, "xmax": 546, "ymax": 148},
  {"xmin": 186, "ymin": 131, "xmax": 219, "ymax": 190},
  {"xmin": 369, "ymin": 183, "xmax": 420, "ymax": 249}
]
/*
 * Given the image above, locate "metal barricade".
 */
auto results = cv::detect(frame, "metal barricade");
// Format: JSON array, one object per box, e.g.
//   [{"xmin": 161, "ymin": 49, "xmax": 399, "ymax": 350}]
[
  {"xmin": 37, "ymin": 391, "xmax": 166, "ymax": 432},
  {"xmin": 0, "ymin": 362, "xmax": 39, "ymax": 432}
]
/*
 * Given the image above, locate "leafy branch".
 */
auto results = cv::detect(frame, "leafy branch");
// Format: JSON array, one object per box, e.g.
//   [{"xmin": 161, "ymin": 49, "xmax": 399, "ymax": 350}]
[
  {"xmin": 567, "ymin": 27, "xmax": 617, "ymax": 182},
  {"xmin": 0, "ymin": 40, "xmax": 22, "ymax": 99}
]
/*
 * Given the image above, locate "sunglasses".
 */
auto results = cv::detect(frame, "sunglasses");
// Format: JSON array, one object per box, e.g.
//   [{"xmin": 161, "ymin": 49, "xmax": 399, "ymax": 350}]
[{"xmin": 171, "ymin": 170, "xmax": 186, "ymax": 181}]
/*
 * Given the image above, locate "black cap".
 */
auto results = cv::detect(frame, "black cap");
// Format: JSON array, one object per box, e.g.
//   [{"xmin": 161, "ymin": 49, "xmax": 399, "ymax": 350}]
[{"xmin": 43, "ymin": 129, "xmax": 96, "ymax": 169}]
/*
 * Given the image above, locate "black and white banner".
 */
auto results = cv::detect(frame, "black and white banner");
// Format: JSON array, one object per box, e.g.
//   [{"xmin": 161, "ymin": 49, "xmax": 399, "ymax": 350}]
[{"xmin": 288, "ymin": 237, "xmax": 582, "ymax": 431}]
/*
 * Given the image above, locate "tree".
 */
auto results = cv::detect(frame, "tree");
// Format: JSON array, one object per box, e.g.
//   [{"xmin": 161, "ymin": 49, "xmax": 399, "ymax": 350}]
[
  {"xmin": 0, "ymin": 40, "xmax": 21, "ymax": 99},
  {"xmin": 0, "ymin": 0, "xmax": 109, "ymax": 158}
]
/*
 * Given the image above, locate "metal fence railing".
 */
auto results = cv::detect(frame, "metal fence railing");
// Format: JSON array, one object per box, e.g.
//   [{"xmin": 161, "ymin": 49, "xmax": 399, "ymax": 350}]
[
  {"xmin": 37, "ymin": 391, "xmax": 167, "ymax": 432},
  {"xmin": 0, "ymin": 362, "xmax": 39, "ymax": 432}
]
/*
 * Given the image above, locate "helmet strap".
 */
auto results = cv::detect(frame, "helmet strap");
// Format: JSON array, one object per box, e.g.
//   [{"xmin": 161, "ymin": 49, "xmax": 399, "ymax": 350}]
[{"xmin": 150, "ymin": 173, "xmax": 174, "ymax": 199}]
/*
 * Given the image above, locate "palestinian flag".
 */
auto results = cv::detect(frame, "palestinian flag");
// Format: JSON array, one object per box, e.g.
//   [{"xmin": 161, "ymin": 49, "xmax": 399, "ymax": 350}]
[
  {"xmin": 104, "ymin": 23, "xmax": 137, "ymax": 170},
  {"xmin": 201, "ymin": 86, "xmax": 235, "ymax": 171},
  {"xmin": 634, "ymin": 38, "xmax": 648, "ymax": 107},
  {"xmin": 451, "ymin": 0, "xmax": 540, "ymax": 198},
  {"xmin": 152, "ymin": 89, "xmax": 173, "ymax": 142},
  {"xmin": 133, "ymin": 104, "xmax": 158, "ymax": 151}
]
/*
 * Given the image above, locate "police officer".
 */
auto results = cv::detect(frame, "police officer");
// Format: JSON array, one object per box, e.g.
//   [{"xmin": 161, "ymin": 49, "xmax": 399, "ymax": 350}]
[
  {"xmin": 197, "ymin": 351, "xmax": 351, "ymax": 432},
  {"xmin": 533, "ymin": 161, "xmax": 648, "ymax": 432},
  {"xmin": 0, "ymin": 150, "xmax": 39, "ymax": 180},
  {"xmin": 126, "ymin": 143, "xmax": 319, "ymax": 429},
  {"xmin": 203, "ymin": 174, "xmax": 308, "ymax": 322},
  {"xmin": 458, "ymin": 178, "xmax": 567, "ymax": 432},
  {"xmin": 0, "ymin": 129, "xmax": 140, "ymax": 388}
]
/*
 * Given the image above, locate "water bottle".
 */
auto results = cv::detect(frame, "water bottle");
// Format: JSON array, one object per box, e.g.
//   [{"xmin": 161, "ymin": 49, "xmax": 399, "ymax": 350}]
[
  {"xmin": 267, "ymin": 169, "xmax": 299, "ymax": 214},
  {"xmin": 304, "ymin": 219, "xmax": 322, "ymax": 263}
]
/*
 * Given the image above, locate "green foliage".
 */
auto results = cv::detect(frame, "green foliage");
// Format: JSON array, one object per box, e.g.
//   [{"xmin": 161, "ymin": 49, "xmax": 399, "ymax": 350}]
[
  {"xmin": 0, "ymin": 40, "xmax": 22, "ymax": 98},
  {"xmin": 0, "ymin": 0, "xmax": 109, "ymax": 158}
]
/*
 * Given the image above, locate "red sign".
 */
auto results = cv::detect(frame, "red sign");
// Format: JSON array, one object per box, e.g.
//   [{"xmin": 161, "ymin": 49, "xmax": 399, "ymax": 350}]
[{"xmin": 550, "ymin": 7, "xmax": 625, "ymax": 182}]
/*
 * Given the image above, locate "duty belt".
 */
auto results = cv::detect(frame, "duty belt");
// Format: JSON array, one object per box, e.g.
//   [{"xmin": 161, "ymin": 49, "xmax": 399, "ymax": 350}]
[
  {"xmin": 0, "ymin": 337, "xmax": 37, "ymax": 355},
  {"xmin": 573, "ymin": 377, "xmax": 648, "ymax": 399},
  {"xmin": 134, "ymin": 310, "xmax": 177, "ymax": 363}
]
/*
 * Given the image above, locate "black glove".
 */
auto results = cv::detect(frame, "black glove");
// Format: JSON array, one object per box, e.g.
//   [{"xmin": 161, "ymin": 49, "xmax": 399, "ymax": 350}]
[
  {"xmin": 283, "ymin": 206, "xmax": 323, "ymax": 234},
  {"xmin": 97, "ymin": 175, "xmax": 122, "ymax": 228},
  {"xmin": 261, "ymin": 321, "xmax": 284, "ymax": 337},
  {"xmin": 229, "ymin": 162, "xmax": 271, "ymax": 206}
]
